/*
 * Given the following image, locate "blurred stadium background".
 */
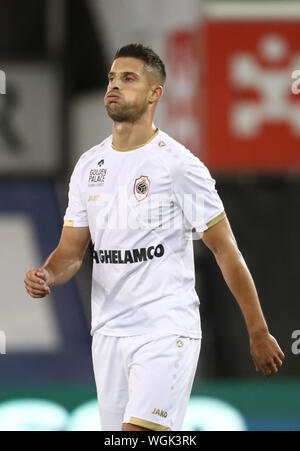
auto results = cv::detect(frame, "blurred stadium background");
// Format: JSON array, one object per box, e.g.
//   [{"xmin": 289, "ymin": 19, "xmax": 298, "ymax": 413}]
[{"xmin": 0, "ymin": 0, "xmax": 300, "ymax": 431}]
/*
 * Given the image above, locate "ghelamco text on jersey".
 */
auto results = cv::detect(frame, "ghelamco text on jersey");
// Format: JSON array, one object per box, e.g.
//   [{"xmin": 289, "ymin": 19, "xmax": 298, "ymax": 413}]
[{"xmin": 92, "ymin": 244, "xmax": 165, "ymax": 264}]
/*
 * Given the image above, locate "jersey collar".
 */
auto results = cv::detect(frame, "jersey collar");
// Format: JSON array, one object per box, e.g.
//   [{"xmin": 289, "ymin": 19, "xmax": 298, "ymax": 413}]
[{"xmin": 111, "ymin": 128, "xmax": 160, "ymax": 152}]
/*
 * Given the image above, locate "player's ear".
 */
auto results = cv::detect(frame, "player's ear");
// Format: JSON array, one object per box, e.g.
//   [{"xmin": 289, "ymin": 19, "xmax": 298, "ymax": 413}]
[{"xmin": 149, "ymin": 85, "xmax": 163, "ymax": 104}]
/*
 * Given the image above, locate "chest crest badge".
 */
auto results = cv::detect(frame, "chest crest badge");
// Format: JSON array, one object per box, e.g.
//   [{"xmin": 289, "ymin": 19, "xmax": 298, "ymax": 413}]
[{"xmin": 134, "ymin": 175, "xmax": 151, "ymax": 201}]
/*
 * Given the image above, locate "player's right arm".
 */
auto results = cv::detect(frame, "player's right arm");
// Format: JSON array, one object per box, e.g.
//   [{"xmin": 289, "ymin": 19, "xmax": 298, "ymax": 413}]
[{"xmin": 24, "ymin": 226, "xmax": 90, "ymax": 299}]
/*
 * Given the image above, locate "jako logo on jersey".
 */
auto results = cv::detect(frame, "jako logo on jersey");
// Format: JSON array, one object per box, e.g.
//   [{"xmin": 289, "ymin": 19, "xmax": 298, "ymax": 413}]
[
  {"xmin": 98, "ymin": 160, "xmax": 104, "ymax": 167},
  {"xmin": 134, "ymin": 175, "xmax": 150, "ymax": 201},
  {"xmin": 93, "ymin": 244, "xmax": 164, "ymax": 264}
]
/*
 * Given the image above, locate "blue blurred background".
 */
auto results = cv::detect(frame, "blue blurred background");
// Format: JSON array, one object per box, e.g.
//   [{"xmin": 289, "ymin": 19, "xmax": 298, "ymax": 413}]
[{"xmin": 0, "ymin": 0, "xmax": 300, "ymax": 431}]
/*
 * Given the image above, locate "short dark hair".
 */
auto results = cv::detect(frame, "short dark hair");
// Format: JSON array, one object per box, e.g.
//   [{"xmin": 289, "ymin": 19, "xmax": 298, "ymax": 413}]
[{"xmin": 114, "ymin": 43, "xmax": 166, "ymax": 86}]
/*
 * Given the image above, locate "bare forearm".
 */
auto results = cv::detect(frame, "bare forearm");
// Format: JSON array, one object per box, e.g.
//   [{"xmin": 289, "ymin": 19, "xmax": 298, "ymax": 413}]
[
  {"xmin": 202, "ymin": 218, "xmax": 284, "ymax": 376},
  {"xmin": 43, "ymin": 248, "xmax": 82, "ymax": 287},
  {"xmin": 214, "ymin": 246, "xmax": 268, "ymax": 338}
]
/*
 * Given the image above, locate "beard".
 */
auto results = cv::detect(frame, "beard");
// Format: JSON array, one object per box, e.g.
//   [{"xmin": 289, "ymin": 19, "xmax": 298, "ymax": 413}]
[{"xmin": 105, "ymin": 99, "xmax": 148, "ymax": 123}]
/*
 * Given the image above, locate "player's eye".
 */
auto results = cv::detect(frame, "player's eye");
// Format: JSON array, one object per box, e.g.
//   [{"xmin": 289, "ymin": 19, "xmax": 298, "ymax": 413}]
[{"xmin": 125, "ymin": 77, "xmax": 134, "ymax": 82}]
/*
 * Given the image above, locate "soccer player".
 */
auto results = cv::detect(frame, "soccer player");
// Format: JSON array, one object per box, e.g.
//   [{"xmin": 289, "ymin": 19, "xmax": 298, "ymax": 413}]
[{"xmin": 24, "ymin": 44, "xmax": 284, "ymax": 431}]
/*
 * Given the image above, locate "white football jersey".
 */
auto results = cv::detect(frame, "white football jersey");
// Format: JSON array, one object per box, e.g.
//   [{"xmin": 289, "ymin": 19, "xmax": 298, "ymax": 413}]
[{"xmin": 64, "ymin": 129, "xmax": 225, "ymax": 338}]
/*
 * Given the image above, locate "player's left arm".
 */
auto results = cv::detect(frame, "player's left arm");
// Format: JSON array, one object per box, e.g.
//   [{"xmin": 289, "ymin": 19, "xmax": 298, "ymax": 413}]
[{"xmin": 202, "ymin": 215, "xmax": 285, "ymax": 376}]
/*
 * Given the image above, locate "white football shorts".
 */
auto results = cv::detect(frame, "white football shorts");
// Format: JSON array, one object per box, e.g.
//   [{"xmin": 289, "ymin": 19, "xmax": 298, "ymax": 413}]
[{"xmin": 92, "ymin": 332, "xmax": 201, "ymax": 431}]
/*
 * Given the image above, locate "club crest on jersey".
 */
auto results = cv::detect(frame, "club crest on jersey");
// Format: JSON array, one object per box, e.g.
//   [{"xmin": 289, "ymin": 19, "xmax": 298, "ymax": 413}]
[{"xmin": 134, "ymin": 175, "xmax": 150, "ymax": 201}]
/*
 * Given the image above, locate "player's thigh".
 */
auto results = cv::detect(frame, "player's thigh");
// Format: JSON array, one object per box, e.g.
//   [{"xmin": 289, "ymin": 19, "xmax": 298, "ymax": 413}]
[
  {"xmin": 92, "ymin": 333, "xmax": 129, "ymax": 430},
  {"xmin": 172, "ymin": 346, "xmax": 200, "ymax": 431},
  {"xmin": 123, "ymin": 335, "xmax": 201, "ymax": 431}
]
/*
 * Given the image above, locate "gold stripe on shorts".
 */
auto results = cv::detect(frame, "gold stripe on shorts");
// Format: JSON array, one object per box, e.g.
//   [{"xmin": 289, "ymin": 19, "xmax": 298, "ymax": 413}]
[
  {"xmin": 64, "ymin": 219, "xmax": 74, "ymax": 227},
  {"xmin": 206, "ymin": 211, "xmax": 226, "ymax": 229},
  {"xmin": 129, "ymin": 417, "xmax": 171, "ymax": 431}
]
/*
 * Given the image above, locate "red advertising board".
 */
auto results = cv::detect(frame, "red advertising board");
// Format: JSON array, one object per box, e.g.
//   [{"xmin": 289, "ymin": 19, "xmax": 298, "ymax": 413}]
[
  {"xmin": 164, "ymin": 29, "xmax": 204, "ymax": 159},
  {"xmin": 204, "ymin": 21, "xmax": 300, "ymax": 171},
  {"xmin": 166, "ymin": 20, "xmax": 300, "ymax": 171}
]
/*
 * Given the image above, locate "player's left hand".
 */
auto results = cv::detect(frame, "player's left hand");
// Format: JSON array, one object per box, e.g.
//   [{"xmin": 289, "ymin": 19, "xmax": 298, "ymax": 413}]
[{"xmin": 250, "ymin": 331, "xmax": 285, "ymax": 377}]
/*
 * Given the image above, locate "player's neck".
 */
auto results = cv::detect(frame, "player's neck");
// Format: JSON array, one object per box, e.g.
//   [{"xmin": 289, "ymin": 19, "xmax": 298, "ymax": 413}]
[{"xmin": 112, "ymin": 121, "xmax": 158, "ymax": 151}]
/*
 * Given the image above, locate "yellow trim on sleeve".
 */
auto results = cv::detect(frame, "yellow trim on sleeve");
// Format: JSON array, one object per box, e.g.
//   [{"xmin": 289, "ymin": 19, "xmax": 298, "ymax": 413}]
[
  {"xmin": 112, "ymin": 129, "xmax": 159, "ymax": 152},
  {"xmin": 64, "ymin": 220, "xmax": 74, "ymax": 227},
  {"xmin": 206, "ymin": 211, "xmax": 226, "ymax": 229},
  {"xmin": 129, "ymin": 417, "xmax": 171, "ymax": 431}
]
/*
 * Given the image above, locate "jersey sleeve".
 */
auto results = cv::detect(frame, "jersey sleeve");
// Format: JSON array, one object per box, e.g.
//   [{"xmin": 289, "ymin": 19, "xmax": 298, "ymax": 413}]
[
  {"xmin": 172, "ymin": 151, "xmax": 225, "ymax": 233},
  {"xmin": 63, "ymin": 161, "xmax": 89, "ymax": 228}
]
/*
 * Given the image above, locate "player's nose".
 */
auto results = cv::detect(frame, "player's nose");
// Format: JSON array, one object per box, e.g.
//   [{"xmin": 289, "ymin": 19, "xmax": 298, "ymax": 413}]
[{"xmin": 108, "ymin": 78, "xmax": 121, "ymax": 90}]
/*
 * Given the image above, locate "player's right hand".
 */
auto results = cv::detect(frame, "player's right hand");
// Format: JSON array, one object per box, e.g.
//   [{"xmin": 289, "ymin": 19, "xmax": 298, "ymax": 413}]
[{"xmin": 24, "ymin": 268, "xmax": 51, "ymax": 299}]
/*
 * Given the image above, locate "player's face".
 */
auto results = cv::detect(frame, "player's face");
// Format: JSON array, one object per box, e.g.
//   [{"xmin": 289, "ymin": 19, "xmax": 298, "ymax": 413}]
[{"xmin": 104, "ymin": 57, "xmax": 155, "ymax": 122}]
